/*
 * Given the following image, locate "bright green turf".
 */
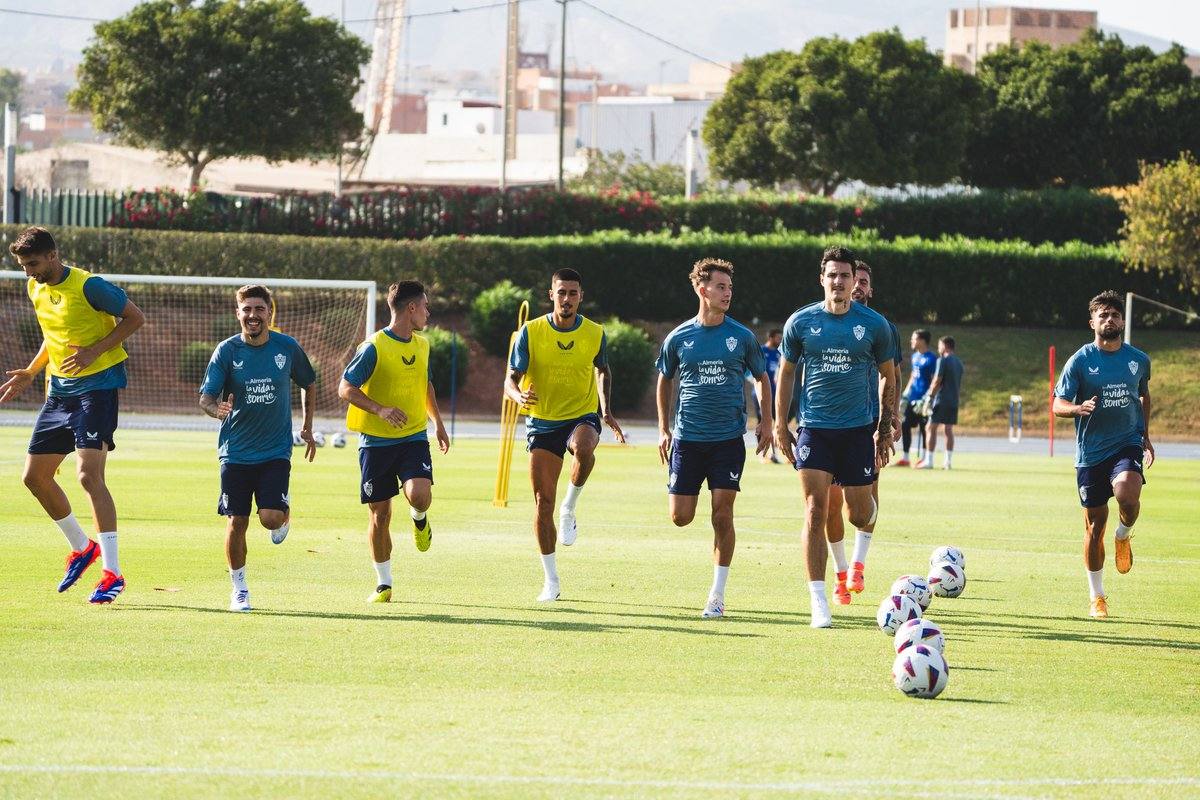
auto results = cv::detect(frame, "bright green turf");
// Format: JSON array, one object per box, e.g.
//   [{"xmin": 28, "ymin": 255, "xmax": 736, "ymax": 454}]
[{"xmin": 0, "ymin": 429, "xmax": 1197, "ymax": 799}]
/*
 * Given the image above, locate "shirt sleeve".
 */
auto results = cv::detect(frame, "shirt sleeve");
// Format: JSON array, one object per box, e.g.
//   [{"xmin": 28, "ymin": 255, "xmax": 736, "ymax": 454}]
[
  {"xmin": 872, "ymin": 318, "xmax": 892, "ymax": 364},
  {"xmin": 1054, "ymin": 355, "xmax": 1079, "ymax": 401},
  {"xmin": 509, "ymin": 326, "xmax": 530, "ymax": 372},
  {"xmin": 890, "ymin": 324, "xmax": 902, "ymax": 366},
  {"xmin": 342, "ymin": 342, "xmax": 377, "ymax": 388},
  {"xmin": 1138, "ymin": 356, "xmax": 1150, "ymax": 396},
  {"xmin": 934, "ymin": 356, "xmax": 945, "ymax": 380},
  {"xmin": 745, "ymin": 332, "xmax": 766, "ymax": 378},
  {"xmin": 781, "ymin": 318, "xmax": 804, "ymax": 364},
  {"xmin": 82, "ymin": 276, "xmax": 129, "ymax": 317},
  {"xmin": 290, "ymin": 340, "xmax": 317, "ymax": 387},
  {"xmin": 594, "ymin": 331, "xmax": 608, "ymax": 368},
  {"xmin": 199, "ymin": 342, "xmax": 228, "ymax": 398},
  {"xmin": 656, "ymin": 333, "xmax": 678, "ymax": 378}
]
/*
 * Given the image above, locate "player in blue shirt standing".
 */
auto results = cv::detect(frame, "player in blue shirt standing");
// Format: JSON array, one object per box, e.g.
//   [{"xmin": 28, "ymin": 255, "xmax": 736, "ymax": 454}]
[
  {"xmin": 656, "ymin": 258, "xmax": 772, "ymax": 618},
  {"xmin": 896, "ymin": 329, "xmax": 936, "ymax": 466},
  {"xmin": 758, "ymin": 329, "xmax": 783, "ymax": 463},
  {"xmin": 774, "ymin": 246, "xmax": 898, "ymax": 628},
  {"xmin": 199, "ymin": 285, "xmax": 318, "ymax": 612},
  {"xmin": 1053, "ymin": 291, "xmax": 1153, "ymax": 620}
]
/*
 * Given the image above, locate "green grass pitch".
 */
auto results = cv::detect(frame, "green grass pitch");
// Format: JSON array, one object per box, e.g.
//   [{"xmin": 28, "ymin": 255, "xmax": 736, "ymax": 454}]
[{"xmin": 0, "ymin": 428, "xmax": 1197, "ymax": 799}]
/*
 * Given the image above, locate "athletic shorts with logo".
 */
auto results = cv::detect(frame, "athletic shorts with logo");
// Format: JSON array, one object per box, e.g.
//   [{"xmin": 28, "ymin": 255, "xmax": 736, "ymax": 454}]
[
  {"xmin": 795, "ymin": 424, "xmax": 875, "ymax": 487},
  {"xmin": 28, "ymin": 389, "xmax": 119, "ymax": 454},
  {"xmin": 218, "ymin": 459, "xmax": 290, "ymax": 516},
  {"xmin": 931, "ymin": 400, "xmax": 958, "ymax": 425},
  {"xmin": 668, "ymin": 437, "xmax": 746, "ymax": 495},
  {"xmin": 1076, "ymin": 445, "xmax": 1145, "ymax": 508},
  {"xmin": 833, "ymin": 417, "xmax": 880, "ymax": 486},
  {"xmin": 526, "ymin": 413, "xmax": 601, "ymax": 459},
  {"xmin": 359, "ymin": 440, "xmax": 434, "ymax": 503}
]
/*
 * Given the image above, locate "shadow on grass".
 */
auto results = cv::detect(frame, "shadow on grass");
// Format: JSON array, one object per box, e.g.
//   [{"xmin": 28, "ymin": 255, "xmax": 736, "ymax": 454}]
[
  {"xmin": 121, "ymin": 603, "xmax": 765, "ymax": 638},
  {"xmin": 934, "ymin": 606, "xmax": 1200, "ymax": 634},
  {"xmin": 950, "ymin": 665, "xmax": 998, "ymax": 672},
  {"xmin": 940, "ymin": 697, "xmax": 1008, "ymax": 705}
]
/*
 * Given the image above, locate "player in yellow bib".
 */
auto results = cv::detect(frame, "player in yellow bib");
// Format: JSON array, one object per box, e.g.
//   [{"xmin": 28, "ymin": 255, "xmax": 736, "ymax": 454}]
[
  {"xmin": 0, "ymin": 227, "xmax": 144, "ymax": 604},
  {"xmin": 338, "ymin": 281, "xmax": 450, "ymax": 603},
  {"xmin": 503, "ymin": 268, "xmax": 625, "ymax": 602}
]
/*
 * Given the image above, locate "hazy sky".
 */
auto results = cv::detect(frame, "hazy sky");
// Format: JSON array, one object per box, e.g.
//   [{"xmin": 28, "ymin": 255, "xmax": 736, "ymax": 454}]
[{"xmin": 6, "ymin": 0, "xmax": 1199, "ymax": 85}]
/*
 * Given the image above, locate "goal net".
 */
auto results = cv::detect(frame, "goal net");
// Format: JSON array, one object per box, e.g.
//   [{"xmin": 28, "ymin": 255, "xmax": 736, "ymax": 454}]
[{"xmin": 0, "ymin": 271, "xmax": 376, "ymax": 421}]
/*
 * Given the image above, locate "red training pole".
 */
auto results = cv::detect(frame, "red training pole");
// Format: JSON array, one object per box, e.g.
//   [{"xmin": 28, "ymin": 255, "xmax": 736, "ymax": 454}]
[{"xmin": 1048, "ymin": 345, "xmax": 1056, "ymax": 458}]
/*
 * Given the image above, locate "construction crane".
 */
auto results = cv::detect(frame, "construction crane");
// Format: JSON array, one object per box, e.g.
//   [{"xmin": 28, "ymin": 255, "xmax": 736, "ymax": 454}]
[{"xmin": 346, "ymin": 0, "xmax": 407, "ymax": 181}]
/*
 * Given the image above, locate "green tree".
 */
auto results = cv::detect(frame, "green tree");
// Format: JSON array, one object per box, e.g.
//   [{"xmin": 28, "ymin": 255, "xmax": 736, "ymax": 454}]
[
  {"xmin": 967, "ymin": 30, "xmax": 1200, "ymax": 189},
  {"xmin": 702, "ymin": 30, "xmax": 980, "ymax": 195},
  {"xmin": 0, "ymin": 68, "xmax": 22, "ymax": 109},
  {"xmin": 71, "ymin": 0, "xmax": 369, "ymax": 187},
  {"xmin": 568, "ymin": 150, "xmax": 686, "ymax": 196},
  {"xmin": 1120, "ymin": 154, "xmax": 1200, "ymax": 292}
]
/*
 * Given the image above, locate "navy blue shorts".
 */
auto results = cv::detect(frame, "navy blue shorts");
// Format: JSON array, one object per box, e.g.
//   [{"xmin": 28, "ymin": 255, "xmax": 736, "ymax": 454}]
[
  {"xmin": 931, "ymin": 402, "xmax": 958, "ymax": 425},
  {"xmin": 834, "ymin": 418, "xmax": 880, "ymax": 486},
  {"xmin": 668, "ymin": 436, "xmax": 746, "ymax": 495},
  {"xmin": 359, "ymin": 440, "xmax": 434, "ymax": 504},
  {"xmin": 219, "ymin": 459, "xmax": 291, "ymax": 517},
  {"xmin": 526, "ymin": 413, "xmax": 601, "ymax": 459},
  {"xmin": 1076, "ymin": 445, "xmax": 1145, "ymax": 508},
  {"xmin": 795, "ymin": 424, "xmax": 876, "ymax": 487},
  {"xmin": 28, "ymin": 389, "xmax": 119, "ymax": 455}
]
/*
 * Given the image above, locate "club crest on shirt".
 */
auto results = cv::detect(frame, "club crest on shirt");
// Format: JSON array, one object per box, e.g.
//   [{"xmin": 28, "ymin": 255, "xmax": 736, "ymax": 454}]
[
  {"xmin": 725, "ymin": 336, "xmax": 737, "ymax": 352},
  {"xmin": 798, "ymin": 445, "xmax": 811, "ymax": 461},
  {"xmin": 1128, "ymin": 361, "xmax": 1138, "ymax": 376},
  {"xmin": 853, "ymin": 325, "xmax": 866, "ymax": 341},
  {"xmin": 274, "ymin": 353, "xmax": 286, "ymax": 370}
]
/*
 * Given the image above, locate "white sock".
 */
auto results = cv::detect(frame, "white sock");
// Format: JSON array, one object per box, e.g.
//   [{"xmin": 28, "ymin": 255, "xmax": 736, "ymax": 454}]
[
  {"xmin": 98, "ymin": 531, "xmax": 119, "ymax": 574},
  {"xmin": 230, "ymin": 567, "xmax": 248, "ymax": 592},
  {"xmin": 809, "ymin": 580, "xmax": 829, "ymax": 611},
  {"xmin": 1087, "ymin": 568, "xmax": 1105, "ymax": 599},
  {"xmin": 562, "ymin": 482, "xmax": 583, "ymax": 512},
  {"xmin": 829, "ymin": 539, "xmax": 848, "ymax": 573},
  {"xmin": 925, "ymin": 448, "xmax": 935, "ymax": 461},
  {"xmin": 410, "ymin": 507, "xmax": 427, "ymax": 523},
  {"xmin": 710, "ymin": 565, "xmax": 729, "ymax": 598},
  {"xmin": 1114, "ymin": 522, "xmax": 1131, "ymax": 540},
  {"xmin": 54, "ymin": 513, "xmax": 89, "ymax": 552},
  {"xmin": 541, "ymin": 553, "xmax": 559, "ymax": 584},
  {"xmin": 945, "ymin": 451, "xmax": 953, "ymax": 467},
  {"xmin": 852, "ymin": 530, "xmax": 872, "ymax": 565},
  {"xmin": 374, "ymin": 559, "xmax": 392, "ymax": 587}
]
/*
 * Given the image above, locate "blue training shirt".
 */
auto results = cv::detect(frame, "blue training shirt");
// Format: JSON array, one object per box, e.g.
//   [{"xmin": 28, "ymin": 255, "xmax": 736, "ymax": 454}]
[
  {"xmin": 199, "ymin": 332, "xmax": 317, "ymax": 465},
  {"xmin": 1055, "ymin": 342, "xmax": 1150, "ymax": 468},
  {"xmin": 906, "ymin": 349, "xmax": 937, "ymax": 401},
  {"xmin": 658, "ymin": 316, "xmax": 766, "ymax": 442},
  {"xmin": 782, "ymin": 301, "xmax": 894, "ymax": 430},
  {"xmin": 47, "ymin": 266, "xmax": 130, "ymax": 397},
  {"xmin": 509, "ymin": 314, "xmax": 608, "ymax": 435},
  {"xmin": 761, "ymin": 345, "xmax": 782, "ymax": 392},
  {"xmin": 342, "ymin": 328, "xmax": 432, "ymax": 448}
]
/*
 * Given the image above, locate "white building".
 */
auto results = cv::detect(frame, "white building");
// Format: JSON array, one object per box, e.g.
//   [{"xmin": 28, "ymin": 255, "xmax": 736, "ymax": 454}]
[{"xmin": 425, "ymin": 97, "xmax": 554, "ymax": 137}]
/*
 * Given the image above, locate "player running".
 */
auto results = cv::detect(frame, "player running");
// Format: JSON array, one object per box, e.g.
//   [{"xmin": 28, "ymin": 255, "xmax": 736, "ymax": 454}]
[
  {"xmin": 656, "ymin": 258, "xmax": 772, "ymax": 619},
  {"xmin": 774, "ymin": 246, "xmax": 897, "ymax": 628},
  {"xmin": 824, "ymin": 260, "xmax": 901, "ymax": 605},
  {"xmin": 338, "ymin": 281, "xmax": 450, "ymax": 604},
  {"xmin": 200, "ymin": 284, "xmax": 317, "ymax": 612},
  {"xmin": 1052, "ymin": 291, "xmax": 1153, "ymax": 620},
  {"xmin": 1, "ymin": 227, "xmax": 144, "ymax": 604},
  {"xmin": 504, "ymin": 268, "xmax": 625, "ymax": 602}
]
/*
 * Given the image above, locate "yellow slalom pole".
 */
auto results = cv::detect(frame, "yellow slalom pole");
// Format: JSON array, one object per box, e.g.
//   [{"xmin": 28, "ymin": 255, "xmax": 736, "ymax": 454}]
[{"xmin": 493, "ymin": 300, "xmax": 530, "ymax": 507}]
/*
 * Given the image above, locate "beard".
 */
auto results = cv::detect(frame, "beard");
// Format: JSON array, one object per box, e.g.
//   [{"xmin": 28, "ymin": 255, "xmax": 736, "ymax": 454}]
[{"xmin": 1098, "ymin": 326, "xmax": 1122, "ymax": 341}]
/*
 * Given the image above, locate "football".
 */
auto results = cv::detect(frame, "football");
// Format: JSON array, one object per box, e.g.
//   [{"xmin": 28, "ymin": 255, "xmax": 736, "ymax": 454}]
[
  {"xmin": 331, "ymin": 432, "xmax": 348, "ymax": 448},
  {"xmin": 894, "ymin": 617, "xmax": 946, "ymax": 654},
  {"xmin": 890, "ymin": 574, "xmax": 933, "ymax": 611},
  {"xmin": 876, "ymin": 593, "xmax": 922, "ymax": 634},
  {"xmin": 930, "ymin": 545, "xmax": 966, "ymax": 569},
  {"xmin": 892, "ymin": 644, "xmax": 950, "ymax": 699},
  {"xmin": 928, "ymin": 561, "xmax": 966, "ymax": 598}
]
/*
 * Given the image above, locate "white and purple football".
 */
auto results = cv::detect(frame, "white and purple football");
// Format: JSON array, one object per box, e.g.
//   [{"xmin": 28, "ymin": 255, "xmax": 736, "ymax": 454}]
[
  {"xmin": 892, "ymin": 644, "xmax": 949, "ymax": 699},
  {"xmin": 930, "ymin": 546, "xmax": 966, "ymax": 570},
  {"xmin": 890, "ymin": 574, "xmax": 933, "ymax": 611},
  {"xmin": 894, "ymin": 617, "xmax": 946, "ymax": 654},
  {"xmin": 928, "ymin": 561, "xmax": 966, "ymax": 598},
  {"xmin": 876, "ymin": 593, "xmax": 922, "ymax": 635}
]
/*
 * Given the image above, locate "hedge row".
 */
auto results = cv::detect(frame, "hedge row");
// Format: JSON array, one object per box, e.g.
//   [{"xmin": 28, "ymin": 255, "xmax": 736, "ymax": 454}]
[
  {"xmin": 4, "ymin": 224, "xmax": 1193, "ymax": 328},
  {"xmin": 107, "ymin": 186, "xmax": 1123, "ymax": 246}
]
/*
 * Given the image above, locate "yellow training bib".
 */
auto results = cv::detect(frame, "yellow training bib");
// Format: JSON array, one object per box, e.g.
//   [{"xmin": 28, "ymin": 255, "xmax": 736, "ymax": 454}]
[
  {"xmin": 345, "ymin": 330, "xmax": 429, "ymax": 439},
  {"xmin": 28, "ymin": 265, "xmax": 128, "ymax": 379},
  {"xmin": 520, "ymin": 314, "xmax": 603, "ymax": 422}
]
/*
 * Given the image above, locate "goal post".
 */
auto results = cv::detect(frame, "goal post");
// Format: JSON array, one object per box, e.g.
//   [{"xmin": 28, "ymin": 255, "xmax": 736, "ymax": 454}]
[
  {"xmin": 0, "ymin": 270, "xmax": 376, "ymax": 418},
  {"xmin": 1124, "ymin": 291, "xmax": 1199, "ymax": 345}
]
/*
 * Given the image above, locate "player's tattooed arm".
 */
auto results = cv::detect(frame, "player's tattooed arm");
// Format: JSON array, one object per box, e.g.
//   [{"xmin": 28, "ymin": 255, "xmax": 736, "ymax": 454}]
[
  {"xmin": 199, "ymin": 392, "xmax": 234, "ymax": 420},
  {"xmin": 876, "ymin": 360, "xmax": 898, "ymax": 467},
  {"xmin": 596, "ymin": 364, "xmax": 626, "ymax": 443},
  {"xmin": 504, "ymin": 367, "xmax": 536, "ymax": 408},
  {"xmin": 1141, "ymin": 387, "xmax": 1154, "ymax": 467}
]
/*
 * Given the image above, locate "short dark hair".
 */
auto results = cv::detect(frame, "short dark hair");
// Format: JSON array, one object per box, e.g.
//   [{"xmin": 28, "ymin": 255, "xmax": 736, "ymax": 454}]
[
  {"xmin": 913, "ymin": 329, "xmax": 932, "ymax": 344},
  {"xmin": 236, "ymin": 284, "xmax": 272, "ymax": 306},
  {"xmin": 853, "ymin": 259, "xmax": 872, "ymax": 278},
  {"xmin": 1088, "ymin": 290, "xmax": 1123, "ymax": 317},
  {"xmin": 689, "ymin": 257, "xmax": 734, "ymax": 286},
  {"xmin": 820, "ymin": 245, "xmax": 858, "ymax": 272},
  {"xmin": 8, "ymin": 226, "xmax": 57, "ymax": 257},
  {"xmin": 768, "ymin": 328, "xmax": 782, "ymax": 337},
  {"xmin": 388, "ymin": 280, "xmax": 426, "ymax": 312},
  {"xmin": 552, "ymin": 268, "xmax": 582, "ymax": 285},
  {"xmin": 939, "ymin": 335, "xmax": 956, "ymax": 350}
]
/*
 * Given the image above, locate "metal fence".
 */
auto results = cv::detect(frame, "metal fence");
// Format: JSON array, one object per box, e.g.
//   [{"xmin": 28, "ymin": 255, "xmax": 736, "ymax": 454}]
[{"xmin": 15, "ymin": 189, "xmax": 122, "ymax": 228}]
